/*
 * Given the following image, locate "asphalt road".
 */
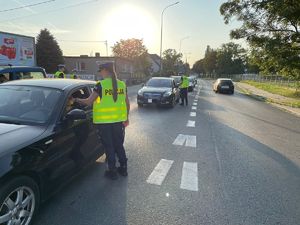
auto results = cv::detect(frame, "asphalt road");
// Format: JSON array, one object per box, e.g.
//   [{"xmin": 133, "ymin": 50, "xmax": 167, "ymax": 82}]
[{"xmin": 33, "ymin": 79, "xmax": 300, "ymax": 225}]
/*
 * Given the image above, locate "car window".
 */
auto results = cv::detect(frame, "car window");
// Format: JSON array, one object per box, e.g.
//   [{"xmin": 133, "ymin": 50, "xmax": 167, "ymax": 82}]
[
  {"xmin": 0, "ymin": 73, "xmax": 9, "ymax": 83},
  {"xmin": 64, "ymin": 87, "xmax": 91, "ymax": 115},
  {"xmin": 220, "ymin": 80, "xmax": 233, "ymax": 85},
  {"xmin": 0, "ymin": 86, "xmax": 62, "ymax": 124},
  {"xmin": 146, "ymin": 79, "xmax": 172, "ymax": 88}
]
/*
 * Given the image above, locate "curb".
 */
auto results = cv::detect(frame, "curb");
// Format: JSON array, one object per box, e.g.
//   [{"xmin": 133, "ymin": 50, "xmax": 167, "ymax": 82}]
[{"xmin": 236, "ymin": 84, "xmax": 300, "ymax": 117}]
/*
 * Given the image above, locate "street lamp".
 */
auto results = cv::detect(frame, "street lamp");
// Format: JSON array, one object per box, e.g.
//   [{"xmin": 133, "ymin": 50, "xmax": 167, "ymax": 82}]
[
  {"xmin": 179, "ymin": 36, "xmax": 189, "ymax": 54},
  {"xmin": 159, "ymin": 1, "xmax": 180, "ymax": 74}
]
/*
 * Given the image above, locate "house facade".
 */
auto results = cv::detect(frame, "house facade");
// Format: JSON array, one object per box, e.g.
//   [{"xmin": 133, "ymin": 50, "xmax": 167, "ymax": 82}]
[{"xmin": 64, "ymin": 55, "xmax": 134, "ymax": 82}]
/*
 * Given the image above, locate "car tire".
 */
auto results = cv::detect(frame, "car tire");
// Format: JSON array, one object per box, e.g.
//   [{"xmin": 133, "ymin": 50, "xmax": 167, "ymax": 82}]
[
  {"xmin": 231, "ymin": 90, "xmax": 234, "ymax": 95},
  {"xmin": 0, "ymin": 176, "xmax": 40, "ymax": 225}
]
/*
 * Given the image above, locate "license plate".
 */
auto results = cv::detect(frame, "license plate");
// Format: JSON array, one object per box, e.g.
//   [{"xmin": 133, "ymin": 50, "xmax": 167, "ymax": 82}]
[
  {"xmin": 148, "ymin": 99, "xmax": 153, "ymax": 103},
  {"xmin": 222, "ymin": 86, "xmax": 229, "ymax": 89}
]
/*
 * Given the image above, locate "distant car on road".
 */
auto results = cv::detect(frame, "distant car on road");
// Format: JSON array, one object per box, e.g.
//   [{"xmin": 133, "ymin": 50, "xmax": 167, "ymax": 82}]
[
  {"xmin": 0, "ymin": 66, "xmax": 47, "ymax": 83},
  {"xmin": 0, "ymin": 79, "xmax": 105, "ymax": 225},
  {"xmin": 188, "ymin": 77, "xmax": 196, "ymax": 92},
  {"xmin": 213, "ymin": 78, "xmax": 234, "ymax": 94},
  {"xmin": 137, "ymin": 77, "xmax": 180, "ymax": 107}
]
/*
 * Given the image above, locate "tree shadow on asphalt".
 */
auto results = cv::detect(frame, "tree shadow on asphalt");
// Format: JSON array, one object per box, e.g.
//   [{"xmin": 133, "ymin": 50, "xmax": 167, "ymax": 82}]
[
  {"xmin": 34, "ymin": 162, "xmax": 129, "ymax": 225},
  {"xmin": 209, "ymin": 119, "xmax": 300, "ymax": 224}
]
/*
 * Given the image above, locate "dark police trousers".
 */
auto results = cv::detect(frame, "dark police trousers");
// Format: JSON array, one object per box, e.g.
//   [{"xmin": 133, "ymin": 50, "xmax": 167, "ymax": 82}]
[
  {"xmin": 180, "ymin": 88, "xmax": 188, "ymax": 105},
  {"xmin": 97, "ymin": 122, "xmax": 127, "ymax": 171}
]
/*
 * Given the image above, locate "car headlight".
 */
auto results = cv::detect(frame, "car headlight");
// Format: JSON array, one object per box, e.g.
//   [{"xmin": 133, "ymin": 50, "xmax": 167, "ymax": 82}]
[
  {"xmin": 163, "ymin": 91, "xmax": 172, "ymax": 97},
  {"xmin": 137, "ymin": 90, "xmax": 143, "ymax": 96}
]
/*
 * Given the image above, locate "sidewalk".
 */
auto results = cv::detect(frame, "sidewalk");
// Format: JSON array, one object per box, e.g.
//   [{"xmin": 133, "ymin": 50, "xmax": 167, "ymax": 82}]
[{"xmin": 236, "ymin": 82, "xmax": 300, "ymax": 117}]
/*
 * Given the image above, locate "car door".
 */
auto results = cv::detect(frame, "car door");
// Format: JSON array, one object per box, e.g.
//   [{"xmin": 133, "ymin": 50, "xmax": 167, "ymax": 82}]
[
  {"xmin": 172, "ymin": 80, "xmax": 179, "ymax": 100},
  {"xmin": 38, "ymin": 86, "xmax": 103, "ymax": 193}
]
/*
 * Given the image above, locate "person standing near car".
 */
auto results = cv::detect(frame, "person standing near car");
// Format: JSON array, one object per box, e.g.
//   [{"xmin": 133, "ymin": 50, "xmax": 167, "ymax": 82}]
[
  {"xmin": 179, "ymin": 75, "xmax": 189, "ymax": 106},
  {"xmin": 54, "ymin": 64, "xmax": 66, "ymax": 78},
  {"xmin": 74, "ymin": 62, "xmax": 130, "ymax": 180}
]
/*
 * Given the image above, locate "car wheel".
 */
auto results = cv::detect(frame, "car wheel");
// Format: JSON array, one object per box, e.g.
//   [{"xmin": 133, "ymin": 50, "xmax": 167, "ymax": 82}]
[
  {"xmin": 231, "ymin": 90, "xmax": 234, "ymax": 95},
  {"xmin": 0, "ymin": 176, "xmax": 40, "ymax": 225}
]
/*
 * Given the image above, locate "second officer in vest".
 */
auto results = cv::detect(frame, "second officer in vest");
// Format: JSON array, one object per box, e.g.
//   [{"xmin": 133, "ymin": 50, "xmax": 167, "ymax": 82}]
[{"xmin": 74, "ymin": 62, "xmax": 130, "ymax": 180}]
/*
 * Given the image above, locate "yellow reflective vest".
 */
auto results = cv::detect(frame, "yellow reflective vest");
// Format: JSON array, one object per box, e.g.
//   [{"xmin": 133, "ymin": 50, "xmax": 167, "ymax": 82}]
[
  {"xmin": 54, "ymin": 71, "xmax": 65, "ymax": 78},
  {"xmin": 93, "ymin": 78, "xmax": 127, "ymax": 124},
  {"xmin": 180, "ymin": 76, "xmax": 189, "ymax": 88}
]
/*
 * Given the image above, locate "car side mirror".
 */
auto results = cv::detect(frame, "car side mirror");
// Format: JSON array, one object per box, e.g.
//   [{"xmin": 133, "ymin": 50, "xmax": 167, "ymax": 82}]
[
  {"xmin": 141, "ymin": 83, "xmax": 145, "ymax": 87},
  {"xmin": 66, "ymin": 109, "xmax": 86, "ymax": 120}
]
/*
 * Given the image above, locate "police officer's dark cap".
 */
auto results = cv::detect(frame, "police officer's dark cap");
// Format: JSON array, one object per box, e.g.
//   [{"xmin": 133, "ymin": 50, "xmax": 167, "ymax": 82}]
[{"xmin": 98, "ymin": 62, "xmax": 114, "ymax": 72}]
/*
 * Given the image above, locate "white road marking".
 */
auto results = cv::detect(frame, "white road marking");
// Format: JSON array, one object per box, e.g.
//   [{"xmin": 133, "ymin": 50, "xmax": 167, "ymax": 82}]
[
  {"xmin": 173, "ymin": 134, "xmax": 197, "ymax": 147},
  {"xmin": 186, "ymin": 120, "xmax": 195, "ymax": 127},
  {"xmin": 173, "ymin": 134, "xmax": 187, "ymax": 146},
  {"xmin": 190, "ymin": 112, "xmax": 196, "ymax": 117},
  {"xmin": 146, "ymin": 159, "xmax": 174, "ymax": 186},
  {"xmin": 192, "ymin": 106, "xmax": 197, "ymax": 110},
  {"xmin": 186, "ymin": 135, "xmax": 197, "ymax": 147},
  {"xmin": 193, "ymin": 103, "xmax": 198, "ymax": 106},
  {"xmin": 180, "ymin": 162, "xmax": 198, "ymax": 191}
]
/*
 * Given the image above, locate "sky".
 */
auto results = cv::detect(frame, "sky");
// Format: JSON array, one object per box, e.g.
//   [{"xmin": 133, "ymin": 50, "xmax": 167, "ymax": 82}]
[{"xmin": 0, "ymin": 0, "xmax": 245, "ymax": 65}]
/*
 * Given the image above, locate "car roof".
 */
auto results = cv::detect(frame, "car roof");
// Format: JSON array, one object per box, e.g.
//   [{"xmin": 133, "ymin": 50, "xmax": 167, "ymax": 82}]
[
  {"xmin": 150, "ymin": 77, "xmax": 174, "ymax": 80},
  {"xmin": 218, "ymin": 78, "xmax": 233, "ymax": 81},
  {"xmin": 0, "ymin": 66, "xmax": 46, "ymax": 73},
  {"xmin": 0, "ymin": 79, "xmax": 96, "ymax": 90}
]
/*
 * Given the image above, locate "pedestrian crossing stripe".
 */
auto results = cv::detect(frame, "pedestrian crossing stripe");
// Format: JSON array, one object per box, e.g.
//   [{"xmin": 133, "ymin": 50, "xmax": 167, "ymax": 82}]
[
  {"xmin": 146, "ymin": 160, "xmax": 199, "ymax": 192},
  {"xmin": 192, "ymin": 106, "xmax": 197, "ymax": 110},
  {"xmin": 186, "ymin": 120, "xmax": 195, "ymax": 127},
  {"xmin": 190, "ymin": 112, "xmax": 196, "ymax": 117},
  {"xmin": 180, "ymin": 162, "xmax": 198, "ymax": 191},
  {"xmin": 173, "ymin": 134, "xmax": 197, "ymax": 147},
  {"xmin": 146, "ymin": 159, "xmax": 174, "ymax": 185},
  {"xmin": 193, "ymin": 103, "xmax": 198, "ymax": 106}
]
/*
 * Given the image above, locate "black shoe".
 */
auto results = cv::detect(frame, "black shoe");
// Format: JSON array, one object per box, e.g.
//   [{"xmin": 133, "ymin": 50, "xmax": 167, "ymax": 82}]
[
  {"xmin": 117, "ymin": 167, "xmax": 128, "ymax": 177},
  {"xmin": 104, "ymin": 170, "xmax": 118, "ymax": 180}
]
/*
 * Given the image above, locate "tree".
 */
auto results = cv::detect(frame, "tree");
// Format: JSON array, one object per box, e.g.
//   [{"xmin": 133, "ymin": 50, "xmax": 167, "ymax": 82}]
[
  {"xmin": 192, "ymin": 59, "xmax": 205, "ymax": 74},
  {"xmin": 216, "ymin": 42, "xmax": 246, "ymax": 75},
  {"xmin": 203, "ymin": 45, "xmax": 217, "ymax": 75},
  {"xmin": 36, "ymin": 29, "xmax": 64, "ymax": 73},
  {"xmin": 112, "ymin": 38, "xmax": 150, "ymax": 76},
  {"xmin": 220, "ymin": 0, "xmax": 300, "ymax": 78},
  {"xmin": 161, "ymin": 49, "xmax": 183, "ymax": 76}
]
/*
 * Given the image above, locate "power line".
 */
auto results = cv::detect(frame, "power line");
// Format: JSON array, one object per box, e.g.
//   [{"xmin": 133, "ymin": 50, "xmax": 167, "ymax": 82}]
[
  {"xmin": 0, "ymin": 0, "xmax": 56, "ymax": 13},
  {"xmin": 58, "ymin": 40, "xmax": 107, "ymax": 43},
  {"xmin": 0, "ymin": 0, "xmax": 100, "ymax": 22}
]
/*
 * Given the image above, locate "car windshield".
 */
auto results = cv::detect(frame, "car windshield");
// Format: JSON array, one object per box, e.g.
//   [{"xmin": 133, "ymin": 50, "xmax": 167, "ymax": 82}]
[
  {"xmin": 146, "ymin": 79, "xmax": 172, "ymax": 88},
  {"xmin": 0, "ymin": 85, "xmax": 62, "ymax": 125},
  {"xmin": 220, "ymin": 80, "xmax": 233, "ymax": 85}
]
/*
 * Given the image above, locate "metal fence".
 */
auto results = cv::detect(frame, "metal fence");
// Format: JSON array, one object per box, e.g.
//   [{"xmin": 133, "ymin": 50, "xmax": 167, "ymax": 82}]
[{"xmin": 201, "ymin": 74, "xmax": 299, "ymax": 89}]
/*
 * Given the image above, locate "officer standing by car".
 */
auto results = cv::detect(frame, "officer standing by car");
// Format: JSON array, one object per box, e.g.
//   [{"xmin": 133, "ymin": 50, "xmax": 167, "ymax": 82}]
[
  {"xmin": 74, "ymin": 62, "xmax": 130, "ymax": 180},
  {"xmin": 54, "ymin": 64, "xmax": 66, "ymax": 78},
  {"xmin": 179, "ymin": 75, "xmax": 189, "ymax": 106},
  {"xmin": 70, "ymin": 69, "xmax": 78, "ymax": 79}
]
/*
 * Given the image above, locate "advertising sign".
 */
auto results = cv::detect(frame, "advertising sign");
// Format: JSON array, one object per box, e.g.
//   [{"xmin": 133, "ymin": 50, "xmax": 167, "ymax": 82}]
[{"xmin": 0, "ymin": 31, "xmax": 35, "ymax": 66}]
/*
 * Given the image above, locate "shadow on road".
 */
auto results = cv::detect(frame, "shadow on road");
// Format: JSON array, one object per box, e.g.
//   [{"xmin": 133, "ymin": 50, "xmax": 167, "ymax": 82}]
[{"xmin": 34, "ymin": 162, "xmax": 129, "ymax": 225}]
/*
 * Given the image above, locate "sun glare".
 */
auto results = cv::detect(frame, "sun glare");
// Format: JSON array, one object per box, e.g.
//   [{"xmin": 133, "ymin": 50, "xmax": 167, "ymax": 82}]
[{"xmin": 102, "ymin": 4, "xmax": 156, "ymax": 44}]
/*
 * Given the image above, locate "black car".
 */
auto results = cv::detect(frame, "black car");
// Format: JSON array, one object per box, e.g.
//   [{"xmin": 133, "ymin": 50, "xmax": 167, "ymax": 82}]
[
  {"xmin": 0, "ymin": 66, "xmax": 47, "ymax": 83},
  {"xmin": 0, "ymin": 79, "xmax": 104, "ymax": 225},
  {"xmin": 137, "ymin": 77, "xmax": 180, "ymax": 107},
  {"xmin": 213, "ymin": 78, "xmax": 234, "ymax": 94}
]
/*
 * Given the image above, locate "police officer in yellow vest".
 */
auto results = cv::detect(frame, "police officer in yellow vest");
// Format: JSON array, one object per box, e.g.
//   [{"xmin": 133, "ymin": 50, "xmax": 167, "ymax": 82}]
[
  {"xmin": 54, "ymin": 64, "xmax": 66, "ymax": 78},
  {"xmin": 74, "ymin": 62, "xmax": 130, "ymax": 180},
  {"xmin": 179, "ymin": 75, "xmax": 189, "ymax": 106}
]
